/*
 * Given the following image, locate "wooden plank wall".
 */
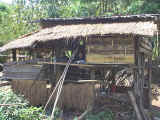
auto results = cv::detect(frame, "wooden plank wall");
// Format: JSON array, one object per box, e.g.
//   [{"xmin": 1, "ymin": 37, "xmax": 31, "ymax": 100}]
[
  {"xmin": 86, "ymin": 36, "xmax": 135, "ymax": 63},
  {"xmin": 3, "ymin": 64, "xmax": 41, "ymax": 80}
]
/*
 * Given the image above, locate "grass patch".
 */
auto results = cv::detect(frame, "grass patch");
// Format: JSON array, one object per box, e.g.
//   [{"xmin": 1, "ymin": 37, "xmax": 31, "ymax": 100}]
[{"xmin": 85, "ymin": 110, "xmax": 114, "ymax": 120}]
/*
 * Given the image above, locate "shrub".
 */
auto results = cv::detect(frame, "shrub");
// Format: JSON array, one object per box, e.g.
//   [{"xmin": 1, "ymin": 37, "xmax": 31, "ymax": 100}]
[
  {"xmin": 85, "ymin": 110, "xmax": 114, "ymax": 120},
  {"xmin": 73, "ymin": 109, "xmax": 114, "ymax": 120},
  {"xmin": 0, "ymin": 88, "xmax": 49, "ymax": 120}
]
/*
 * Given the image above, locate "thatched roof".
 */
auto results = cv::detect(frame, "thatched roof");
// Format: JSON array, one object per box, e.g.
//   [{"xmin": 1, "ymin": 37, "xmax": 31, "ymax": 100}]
[{"xmin": 1, "ymin": 14, "xmax": 160, "ymax": 52}]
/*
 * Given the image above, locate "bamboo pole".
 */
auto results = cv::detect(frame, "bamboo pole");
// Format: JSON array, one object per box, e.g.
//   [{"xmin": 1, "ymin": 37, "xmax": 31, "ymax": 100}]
[{"xmin": 0, "ymin": 103, "xmax": 26, "ymax": 106}]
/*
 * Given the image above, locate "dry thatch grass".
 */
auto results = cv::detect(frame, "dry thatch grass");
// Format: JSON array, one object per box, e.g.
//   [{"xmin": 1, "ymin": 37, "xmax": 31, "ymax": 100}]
[{"xmin": 1, "ymin": 21, "xmax": 157, "ymax": 52}]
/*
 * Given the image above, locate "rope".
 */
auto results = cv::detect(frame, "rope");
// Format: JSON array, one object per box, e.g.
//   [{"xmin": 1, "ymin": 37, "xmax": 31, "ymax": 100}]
[
  {"xmin": 43, "ymin": 48, "xmax": 78, "ymax": 120},
  {"xmin": 50, "ymin": 49, "xmax": 77, "ymax": 120},
  {"xmin": 50, "ymin": 61, "xmax": 71, "ymax": 118}
]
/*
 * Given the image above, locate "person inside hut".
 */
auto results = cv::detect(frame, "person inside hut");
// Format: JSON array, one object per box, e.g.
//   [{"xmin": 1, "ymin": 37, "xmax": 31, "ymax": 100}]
[
  {"xmin": 60, "ymin": 40, "xmax": 86, "ymax": 63},
  {"xmin": 73, "ymin": 40, "xmax": 86, "ymax": 64},
  {"xmin": 74, "ymin": 51, "xmax": 85, "ymax": 64},
  {"xmin": 73, "ymin": 43, "xmax": 86, "ymax": 64}
]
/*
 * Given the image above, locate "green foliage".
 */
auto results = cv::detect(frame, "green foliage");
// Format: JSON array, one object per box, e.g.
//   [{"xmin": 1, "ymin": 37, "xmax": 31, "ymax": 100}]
[
  {"xmin": 53, "ymin": 107, "xmax": 61, "ymax": 119},
  {"xmin": 153, "ymin": 35, "xmax": 160, "ymax": 59},
  {"xmin": 0, "ymin": 89, "xmax": 48, "ymax": 120},
  {"xmin": 0, "ymin": 0, "xmax": 44, "ymax": 46},
  {"xmin": 0, "ymin": 106, "xmax": 45, "ymax": 120},
  {"xmin": 125, "ymin": 0, "xmax": 144, "ymax": 14},
  {"xmin": 0, "ymin": 3, "xmax": 12, "ymax": 45},
  {"xmin": 84, "ymin": 109, "xmax": 114, "ymax": 120},
  {"xmin": 140, "ymin": 0, "xmax": 160, "ymax": 14},
  {"xmin": 36, "ymin": 0, "xmax": 160, "ymax": 17}
]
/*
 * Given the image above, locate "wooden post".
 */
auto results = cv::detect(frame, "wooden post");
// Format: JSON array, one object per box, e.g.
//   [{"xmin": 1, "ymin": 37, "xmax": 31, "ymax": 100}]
[
  {"xmin": 133, "ymin": 36, "xmax": 150, "ymax": 120},
  {"xmin": 143, "ymin": 56, "xmax": 152, "ymax": 109},
  {"xmin": 12, "ymin": 49, "xmax": 17, "ymax": 62},
  {"xmin": 148, "ymin": 56, "xmax": 152, "ymax": 108},
  {"xmin": 90, "ymin": 70, "xmax": 95, "ymax": 80},
  {"xmin": 134, "ymin": 36, "xmax": 140, "ymax": 99},
  {"xmin": 128, "ymin": 91, "xmax": 143, "ymax": 120},
  {"xmin": 54, "ymin": 44, "xmax": 63, "ymax": 83}
]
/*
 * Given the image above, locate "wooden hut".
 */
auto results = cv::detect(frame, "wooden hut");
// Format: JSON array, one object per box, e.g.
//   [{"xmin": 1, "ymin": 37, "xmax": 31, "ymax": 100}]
[{"xmin": 1, "ymin": 14, "xmax": 160, "ymax": 119}]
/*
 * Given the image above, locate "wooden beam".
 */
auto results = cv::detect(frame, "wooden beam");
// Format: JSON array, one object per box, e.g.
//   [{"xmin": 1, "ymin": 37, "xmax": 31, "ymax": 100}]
[
  {"xmin": 0, "ymin": 103, "xmax": 26, "ymax": 106},
  {"xmin": 148, "ymin": 56, "xmax": 152, "ymax": 108},
  {"xmin": 12, "ymin": 49, "xmax": 17, "ymax": 62},
  {"xmin": 0, "ymin": 82, "xmax": 10, "ymax": 87},
  {"xmin": 128, "ymin": 91, "xmax": 143, "ymax": 120}
]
